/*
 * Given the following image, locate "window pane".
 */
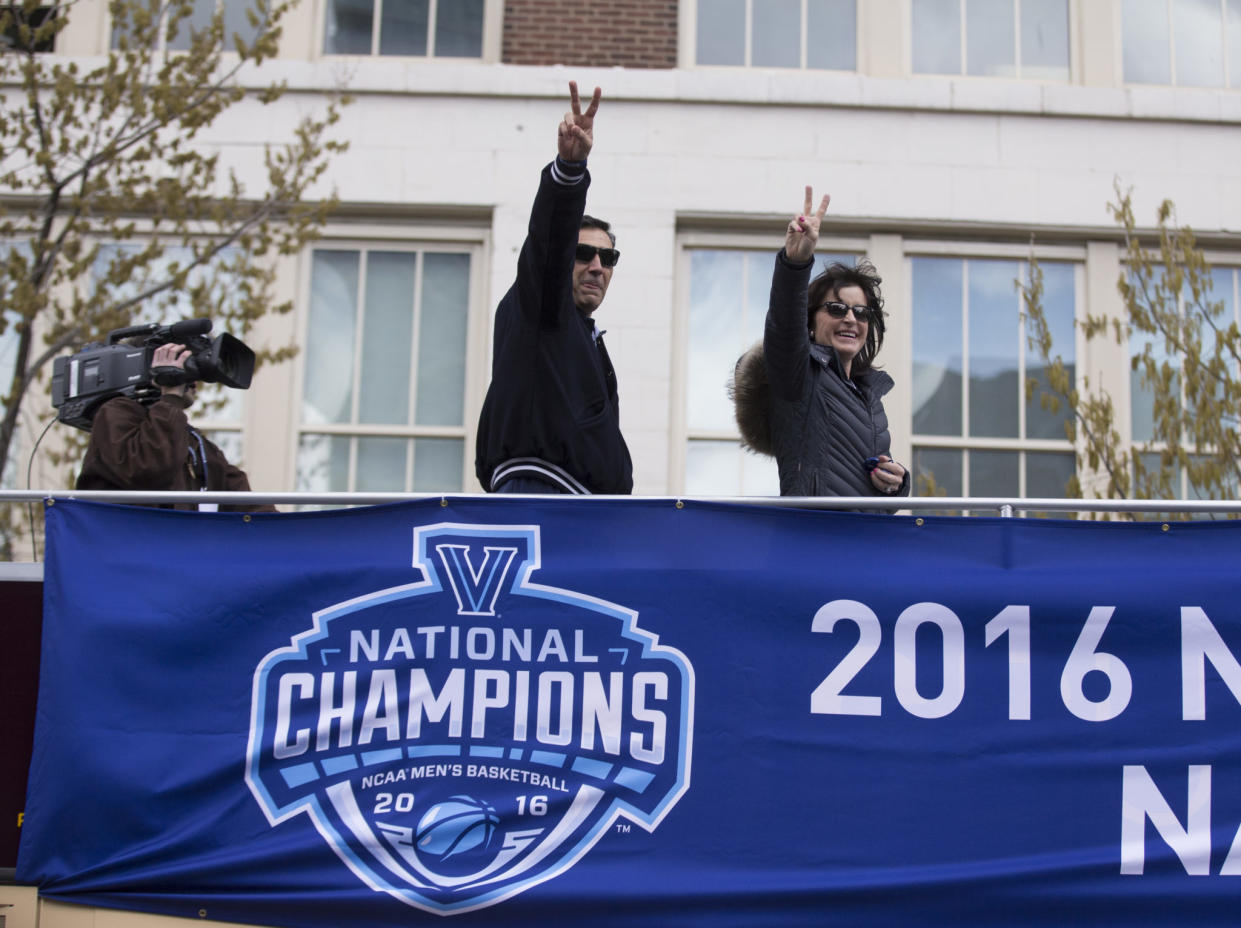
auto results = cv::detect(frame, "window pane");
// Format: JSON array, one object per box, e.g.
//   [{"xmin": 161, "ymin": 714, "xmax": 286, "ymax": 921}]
[
  {"xmin": 379, "ymin": 0, "xmax": 427, "ymax": 55},
  {"xmin": 1020, "ymin": 0, "xmax": 1069, "ymax": 79},
  {"xmin": 1173, "ymin": 0, "xmax": 1224, "ymax": 86},
  {"xmin": 685, "ymin": 440, "xmax": 739, "ymax": 495},
  {"xmin": 1230, "ymin": 0, "xmax": 1241, "ymax": 87},
  {"xmin": 0, "ymin": 310, "xmax": 15, "ymax": 445},
  {"xmin": 968, "ymin": 259, "xmax": 1020, "ymax": 438},
  {"xmin": 204, "ymin": 430, "xmax": 243, "ymax": 469},
  {"xmin": 807, "ymin": 0, "xmax": 856, "ymax": 70},
  {"xmin": 1135, "ymin": 450, "xmax": 1182, "ymax": 512},
  {"xmin": 1189, "ymin": 452, "xmax": 1237, "ymax": 503},
  {"xmin": 195, "ymin": 381, "xmax": 243, "ymax": 425},
  {"xmin": 223, "ymin": 0, "xmax": 263, "ymax": 47},
  {"xmin": 1130, "ymin": 327, "xmax": 1179, "ymax": 445},
  {"xmin": 4, "ymin": 5, "xmax": 56, "ymax": 52},
  {"xmin": 434, "ymin": 0, "xmax": 483, "ymax": 57},
  {"xmin": 685, "ymin": 440, "xmax": 780, "ymax": 495},
  {"xmin": 413, "ymin": 437, "xmax": 464, "ymax": 491},
  {"xmin": 971, "ymin": 449, "xmax": 1018, "ymax": 497},
  {"xmin": 305, "ymin": 251, "xmax": 359, "ymax": 425},
  {"xmin": 359, "ymin": 252, "xmax": 415, "ymax": 426},
  {"xmin": 913, "ymin": 446, "xmax": 963, "ymax": 496},
  {"xmin": 357, "ymin": 436, "xmax": 407, "ymax": 491},
  {"xmin": 1026, "ymin": 451, "xmax": 1075, "ymax": 498},
  {"xmin": 913, "ymin": 0, "xmax": 961, "ymax": 74},
  {"xmin": 1129, "ymin": 268, "xmax": 1177, "ymax": 444},
  {"xmin": 1, "ymin": 270, "xmax": 25, "ymax": 483},
  {"xmin": 1201, "ymin": 267, "xmax": 1236, "ymax": 424},
  {"xmin": 296, "ymin": 434, "xmax": 350, "ymax": 491},
  {"xmin": 1211, "ymin": 266, "xmax": 1238, "ymax": 322},
  {"xmin": 966, "ymin": 0, "xmax": 1015, "ymax": 77},
  {"xmin": 1123, "ymin": 0, "xmax": 1172, "ymax": 83},
  {"xmin": 697, "ymin": 0, "xmax": 745, "ymax": 64},
  {"xmin": 1025, "ymin": 262, "xmax": 1076, "ymax": 440},
  {"xmin": 324, "ymin": 0, "xmax": 373, "ymax": 54},
  {"xmin": 168, "ymin": 0, "xmax": 214, "ymax": 51},
  {"xmin": 415, "ymin": 252, "xmax": 470, "ymax": 427},
  {"xmin": 753, "ymin": 0, "xmax": 800, "ymax": 67},
  {"xmin": 1130, "ymin": 341, "xmax": 1158, "ymax": 444},
  {"xmin": 912, "ymin": 258, "xmax": 964, "ymax": 435},
  {"xmin": 688, "ymin": 251, "xmax": 748, "ymax": 432},
  {"xmin": 740, "ymin": 451, "xmax": 780, "ymax": 494},
  {"xmin": 683, "ymin": 440, "xmax": 767, "ymax": 495}
]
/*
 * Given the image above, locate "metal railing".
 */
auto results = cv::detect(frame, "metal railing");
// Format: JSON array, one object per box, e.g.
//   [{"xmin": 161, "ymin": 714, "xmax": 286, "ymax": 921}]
[
  {"xmin": 1, "ymin": 489, "xmax": 1236, "ymax": 572},
  {"xmin": 1, "ymin": 489, "xmax": 1239, "ymax": 517}
]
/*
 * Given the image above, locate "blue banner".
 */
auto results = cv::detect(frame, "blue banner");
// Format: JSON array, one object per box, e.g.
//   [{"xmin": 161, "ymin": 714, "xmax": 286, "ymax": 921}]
[{"xmin": 18, "ymin": 498, "xmax": 1241, "ymax": 926}]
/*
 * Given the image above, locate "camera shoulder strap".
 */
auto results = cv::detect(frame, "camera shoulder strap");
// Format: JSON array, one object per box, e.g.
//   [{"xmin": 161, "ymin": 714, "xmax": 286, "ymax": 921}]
[{"xmin": 186, "ymin": 426, "xmax": 210, "ymax": 492}]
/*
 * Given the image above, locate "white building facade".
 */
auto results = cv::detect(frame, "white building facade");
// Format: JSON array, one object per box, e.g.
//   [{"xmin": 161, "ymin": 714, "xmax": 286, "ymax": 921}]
[{"xmin": 13, "ymin": 0, "xmax": 1241, "ymax": 502}]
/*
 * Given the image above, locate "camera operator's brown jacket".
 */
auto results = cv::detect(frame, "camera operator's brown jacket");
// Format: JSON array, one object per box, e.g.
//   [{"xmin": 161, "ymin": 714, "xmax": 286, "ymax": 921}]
[{"xmin": 76, "ymin": 394, "xmax": 274, "ymax": 512}]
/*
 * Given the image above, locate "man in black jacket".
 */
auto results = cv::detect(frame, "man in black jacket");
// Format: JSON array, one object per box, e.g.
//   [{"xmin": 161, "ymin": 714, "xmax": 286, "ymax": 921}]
[{"xmin": 474, "ymin": 82, "xmax": 633, "ymax": 495}]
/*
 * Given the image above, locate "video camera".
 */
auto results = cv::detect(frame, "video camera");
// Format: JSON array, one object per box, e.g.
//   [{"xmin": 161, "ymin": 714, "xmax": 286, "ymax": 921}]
[{"xmin": 51, "ymin": 318, "xmax": 255, "ymax": 431}]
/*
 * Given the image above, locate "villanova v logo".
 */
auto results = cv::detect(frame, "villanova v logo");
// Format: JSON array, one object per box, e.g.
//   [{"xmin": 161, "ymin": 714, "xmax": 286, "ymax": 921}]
[
  {"xmin": 246, "ymin": 522, "xmax": 695, "ymax": 916},
  {"xmin": 435, "ymin": 544, "xmax": 518, "ymax": 616}
]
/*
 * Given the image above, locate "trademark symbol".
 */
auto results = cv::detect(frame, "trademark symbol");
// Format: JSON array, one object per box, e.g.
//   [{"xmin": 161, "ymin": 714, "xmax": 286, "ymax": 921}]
[{"xmin": 615, "ymin": 823, "xmax": 631, "ymax": 834}]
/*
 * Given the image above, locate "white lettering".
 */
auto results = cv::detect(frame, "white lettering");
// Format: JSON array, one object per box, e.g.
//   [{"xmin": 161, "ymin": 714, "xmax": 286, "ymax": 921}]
[
  {"xmin": 407, "ymin": 667, "xmax": 464, "ymax": 739},
  {"xmin": 1181, "ymin": 606, "xmax": 1241, "ymax": 721},
  {"xmin": 316, "ymin": 671, "xmax": 357, "ymax": 750},
  {"xmin": 537, "ymin": 672, "xmax": 574, "ymax": 745},
  {"xmin": 1121, "ymin": 765, "xmax": 1211, "ymax": 875},
  {"xmin": 581, "ymin": 671, "xmax": 623, "ymax": 754},
  {"xmin": 630, "ymin": 672, "xmax": 668, "ymax": 765},
  {"xmin": 274, "ymin": 672, "xmax": 314, "ymax": 759},
  {"xmin": 358, "ymin": 669, "xmax": 400, "ymax": 745},
  {"xmin": 471, "ymin": 669, "xmax": 510, "ymax": 738}
]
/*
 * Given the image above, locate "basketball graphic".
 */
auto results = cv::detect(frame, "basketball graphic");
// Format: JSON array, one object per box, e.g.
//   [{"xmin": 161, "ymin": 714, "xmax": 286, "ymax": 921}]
[{"xmin": 415, "ymin": 796, "xmax": 500, "ymax": 861}]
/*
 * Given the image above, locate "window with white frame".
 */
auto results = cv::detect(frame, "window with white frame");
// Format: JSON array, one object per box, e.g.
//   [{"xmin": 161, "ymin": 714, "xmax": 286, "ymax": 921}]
[
  {"xmin": 912, "ymin": 0, "xmax": 1070, "ymax": 79},
  {"xmin": 111, "ymin": 0, "xmax": 264, "ymax": 51},
  {"xmin": 910, "ymin": 255, "xmax": 1078, "ymax": 506},
  {"xmin": 1122, "ymin": 0, "xmax": 1241, "ymax": 88},
  {"xmin": 296, "ymin": 247, "xmax": 473, "ymax": 494},
  {"xmin": 1130, "ymin": 264, "xmax": 1241, "ymax": 499},
  {"xmin": 693, "ymin": 0, "xmax": 856, "ymax": 69},
  {"xmin": 682, "ymin": 245, "xmax": 858, "ymax": 495},
  {"xmin": 323, "ymin": 0, "xmax": 484, "ymax": 57}
]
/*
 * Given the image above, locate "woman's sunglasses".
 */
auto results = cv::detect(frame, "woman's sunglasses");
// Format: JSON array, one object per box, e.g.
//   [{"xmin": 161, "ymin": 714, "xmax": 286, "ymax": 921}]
[
  {"xmin": 574, "ymin": 244, "xmax": 621, "ymax": 268},
  {"xmin": 817, "ymin": 301, "xmax": 875, "ymax": 323}
]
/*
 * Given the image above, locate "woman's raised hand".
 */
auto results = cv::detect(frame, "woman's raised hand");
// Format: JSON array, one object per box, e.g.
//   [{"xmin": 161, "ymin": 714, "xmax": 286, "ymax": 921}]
[{"xmin": 784, "ymin": 186, "xmax": 831, "ymax": 263}]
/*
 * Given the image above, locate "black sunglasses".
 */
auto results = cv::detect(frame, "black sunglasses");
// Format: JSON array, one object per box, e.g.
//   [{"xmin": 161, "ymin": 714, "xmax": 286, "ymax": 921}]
[
  {"xmin": 818, "ymin": 301, "xmax": 875, "ymax": 323},
  {"xmin": 575, "ymin": 244, "xmax": 620, "ymax": 268}
]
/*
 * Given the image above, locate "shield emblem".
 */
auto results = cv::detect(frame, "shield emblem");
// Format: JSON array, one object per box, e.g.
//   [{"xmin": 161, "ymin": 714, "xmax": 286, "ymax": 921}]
[{"xmin": 246, "ymin": 522, "xmax": 695, "ymax": 914}]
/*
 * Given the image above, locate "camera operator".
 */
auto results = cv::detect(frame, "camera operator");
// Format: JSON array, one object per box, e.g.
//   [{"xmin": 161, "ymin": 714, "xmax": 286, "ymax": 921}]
[{"xmin": 75, "ymin": 343, "xmax": 274, "ymax": 512}]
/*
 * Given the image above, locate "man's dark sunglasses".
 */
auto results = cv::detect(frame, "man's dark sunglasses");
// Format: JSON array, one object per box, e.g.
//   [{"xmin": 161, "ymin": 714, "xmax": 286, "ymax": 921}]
[
  {"xmin": 574, "ymin": 244, "xmax": 620, "ymax": 268},
  {"xmin": 818, "ymin": 301, "xmax": 875, "ymax": 323}
]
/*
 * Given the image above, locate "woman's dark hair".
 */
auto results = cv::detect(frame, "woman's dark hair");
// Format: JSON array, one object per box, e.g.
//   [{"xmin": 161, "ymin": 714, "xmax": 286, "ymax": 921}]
[{"xmin": 806, "ymin": 259, "xmax": 886, "ymax": 375}]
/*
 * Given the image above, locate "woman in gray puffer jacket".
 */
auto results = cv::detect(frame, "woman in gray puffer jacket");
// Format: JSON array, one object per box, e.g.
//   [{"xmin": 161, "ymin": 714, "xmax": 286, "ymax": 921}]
[{"xmin": 734, "ymin": 186, "xmax": 910, "ymax": 500}]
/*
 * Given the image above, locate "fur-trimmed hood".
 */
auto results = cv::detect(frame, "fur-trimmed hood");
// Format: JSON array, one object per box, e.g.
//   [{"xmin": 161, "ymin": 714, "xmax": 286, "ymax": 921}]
[
  {"xmin": 729, "ymin": 341, "xmax": 774, "ymax": 457},
  {"xmin": 730, "ymin": 339, "xmax": 896, "ymax": 461}
]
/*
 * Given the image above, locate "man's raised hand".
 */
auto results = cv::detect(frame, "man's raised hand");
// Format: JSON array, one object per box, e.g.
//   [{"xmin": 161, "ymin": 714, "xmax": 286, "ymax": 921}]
[{"xmin": 557, "ymin": 81, "xmax": 601, "ymax": 163}]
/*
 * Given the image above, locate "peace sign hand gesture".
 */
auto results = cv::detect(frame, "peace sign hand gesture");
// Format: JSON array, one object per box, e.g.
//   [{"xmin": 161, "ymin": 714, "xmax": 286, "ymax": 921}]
[
  {"xmin": 557, "ymin": 81, "xmax": 601, "ymax": 163},
  {"xmin": 784, "ymin": 186, "xmax": 831, "ymax": 264}
]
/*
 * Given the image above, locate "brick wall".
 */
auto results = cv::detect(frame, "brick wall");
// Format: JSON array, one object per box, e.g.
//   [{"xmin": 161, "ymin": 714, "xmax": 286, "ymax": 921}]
[{"xmin": 502, "ymin": 0, "xmax": 677, "ymax": 68}]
